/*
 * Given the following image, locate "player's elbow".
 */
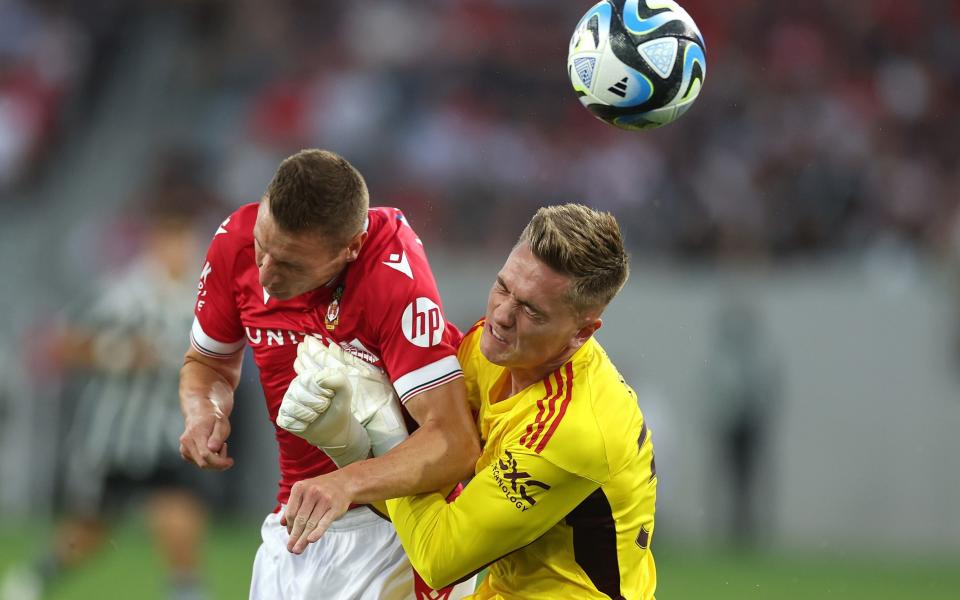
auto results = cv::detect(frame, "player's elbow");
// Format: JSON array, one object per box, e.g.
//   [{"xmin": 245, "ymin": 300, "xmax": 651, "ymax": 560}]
[
  {"xmin": 416, "ymin": 567, "xmax": 444, "ymax": 591},
  {"xmin": 459, "ymin": 431, "xmax": 482, "ymax": 470},
  {"xmin": 421, "ymin": 416, "xmax": 480, "ymax": 480},
  {"xmin": 414, "ymin": 559, "xmax": 460, "ymax": 591},
  {"xmin": 447, "ymin": 425, "xmax": 481, "ymax": 480}
]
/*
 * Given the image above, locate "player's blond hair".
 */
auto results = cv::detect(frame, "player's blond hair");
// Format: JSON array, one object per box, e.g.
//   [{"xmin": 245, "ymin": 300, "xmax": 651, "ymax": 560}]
[
  {"xmin": 266, "ymin": 149, "xmax": 369, "ymax": 245},
  {"xmin": 518, "ymin": 203, "xmax": 629, "ymax": 315}
]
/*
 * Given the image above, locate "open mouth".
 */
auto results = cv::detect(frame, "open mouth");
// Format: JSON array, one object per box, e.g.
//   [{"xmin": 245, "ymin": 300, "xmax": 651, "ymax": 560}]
[{"xmin": 488, "ymin": 323, "xmax": 508, "ymax": 344}]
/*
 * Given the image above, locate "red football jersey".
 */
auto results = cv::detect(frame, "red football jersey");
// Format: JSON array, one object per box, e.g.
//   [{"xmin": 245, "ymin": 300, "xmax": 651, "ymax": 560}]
[{"xmin": 190, "ymin": 203, "xmax": 463, "ymax": 505}]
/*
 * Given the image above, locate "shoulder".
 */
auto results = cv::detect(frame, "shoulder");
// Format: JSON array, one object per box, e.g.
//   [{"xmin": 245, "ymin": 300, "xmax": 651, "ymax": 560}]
[
  {"xmin": 532, "ymin": 340, "xmax": 643, "ymax": 483},
  {"xmin": 457, "ymin": 319, "xmax": 490, "ymax": 379},
  {"xmin": 456, "ymin": 319, "xmax": 488, "ymax": 409},
  {"xmin": 363, "ymin": 207, "xmax": 421, "ymax": 254},
  {"xmin": 350, "ymin": 207, "xmax": 441, "ymax": 303},
  {"xmin": 198, "ymin": 204, "xmax": 257, "ymax": 294},
  {"xmin": 457, "ymin": 319, "xmax": 485, "ymax": 358},
  {"xmin": 206, "ymin": 203, "xmax": 257, "ymax": 256}
]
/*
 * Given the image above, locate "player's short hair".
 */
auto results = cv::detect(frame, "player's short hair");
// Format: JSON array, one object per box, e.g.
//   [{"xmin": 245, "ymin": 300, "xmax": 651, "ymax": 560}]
[
  {"xmin": 518, "ymin": 203, "xmax": 629, "ymax": 315},
  {"xmin": 266, "ymin": 149, "xmax": 369, "ymax": 245}
]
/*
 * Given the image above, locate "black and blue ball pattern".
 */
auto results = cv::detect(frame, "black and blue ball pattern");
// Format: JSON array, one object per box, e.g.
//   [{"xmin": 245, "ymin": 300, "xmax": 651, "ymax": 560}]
[{"xmin": 568, "ymin": 0, "xmax": 706, "ymax": 130}]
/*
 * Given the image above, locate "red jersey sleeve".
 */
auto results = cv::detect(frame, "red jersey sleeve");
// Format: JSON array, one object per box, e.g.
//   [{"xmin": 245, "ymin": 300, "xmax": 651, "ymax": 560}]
[
  {"xmin": 190, "ymin": 216, "xmax": 246, "ymax": 358},
  {"xmin": 370, "ymin": 216, "xmax": 463, "ymax": 404}
]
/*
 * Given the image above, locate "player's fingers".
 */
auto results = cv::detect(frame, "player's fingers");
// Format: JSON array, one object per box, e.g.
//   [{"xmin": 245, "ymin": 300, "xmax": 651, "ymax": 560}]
[
  {"xmin": 185, "ymin": 430, "xmax": 229, "ymax": 471},
  {"xmin": 202, "ymin": 449, "xmax": 233, "ymax": 470},
  {"xmin": 293, "ymin": 354, "xmax": 308, "ymax": 375},
  {"xmin": 283, "ymin": 486, "xmax": 305, "ymax": 535},
  {"xmin": 208, "ymin": 416, "xmax": 231, "ymax": 452},
  {"xmin": 300, "ymin": 370, "xmax": 336, "ymax": 398},
  {"xmin": 275, "ymin": 413, "xmax": 308, "ymax": 433},
  {"xmin": 280, "ymin": 396, "xmax": 323, "ymax": 422},
  {"xmin": 286, "ymin": 509, "xmax": 313, "ymax": 552},
  {"xmin": 303, "ymin": 335, "xmax": 327, "ymax": 356},
  {"xmin": 328, "ymin": 343, "xmax": 366, "ymax": 372},
  {"xmin": 208, "ymin": 442, "xmax": 234, "ymax": 470},
  {"xmin": 299, "ymin": 337, "xmax": 327, "ymax": 371},
  {"xmin": 291, "ymin": 504, "xmax": 328, "ymax": 555},
  {"xmin": 295, "ymin": 346, "xmax": 324, "ymax": 374},
  {"xmin": 178, "ymin": 429, "xmax": 204, "ymax": 467},
  {"xmin": 184, "ymin": 432, "xmax": 213, "ymax": 468},
  {"xmin": 304, "ymin": 507, "xmax": 340, "ymax": 546},
  {"xmin": 313, "ymin": 371, "xmax": 346, "ymax": 396},
  {"xmin": 314, "ymin": 339, "xmax": 342, "ymax": 363},
  {"xmin": 288, "ymin": 371, "xmax": 326, "ymax": 398}
]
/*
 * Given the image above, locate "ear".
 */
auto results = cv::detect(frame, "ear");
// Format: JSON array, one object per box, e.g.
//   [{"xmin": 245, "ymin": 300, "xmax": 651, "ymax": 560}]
[
  {"xmin": 343, "ymin": 230, "xmax": 368, "ymax": 262},
  {"xmin": 570, "ymin": 318, "xmax": 602, "ymax": 350}
]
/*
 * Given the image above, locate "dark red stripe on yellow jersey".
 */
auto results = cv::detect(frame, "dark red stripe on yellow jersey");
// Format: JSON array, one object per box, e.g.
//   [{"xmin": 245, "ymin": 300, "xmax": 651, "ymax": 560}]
[
  {"xmin": 520, "ymin": 369, "xmax": 564, "ymax": 448},
  {"xmin": 534, "ymin": 361, "xmax": 575, "ymax": 454}
]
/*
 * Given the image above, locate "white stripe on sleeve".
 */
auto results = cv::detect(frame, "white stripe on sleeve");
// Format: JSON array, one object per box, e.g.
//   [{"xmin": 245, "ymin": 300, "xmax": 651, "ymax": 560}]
[
  {"xmin": 190, "ymin": 317, "xmax": 245, "ymax": 358},
  {"xmin": 393, "ymin": 355, "xmax": 463, "ymax": 404}
]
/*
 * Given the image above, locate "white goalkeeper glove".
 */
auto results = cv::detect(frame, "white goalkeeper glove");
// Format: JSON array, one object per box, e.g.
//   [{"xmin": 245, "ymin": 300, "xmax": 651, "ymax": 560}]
[
  {"xmin": 277, "ymin": 345, "xmax": 371, "ymax": 468},
  {"xmin": 304, "ymin": 339, "xmax": 409, "ymax": 457},
  {"xmin": 277, "ymin": 336, "xmax": 409, "ymax": 465},
  {"xmin": 277, "ymin": 368, "xmax": 371, "ymax": 467}
]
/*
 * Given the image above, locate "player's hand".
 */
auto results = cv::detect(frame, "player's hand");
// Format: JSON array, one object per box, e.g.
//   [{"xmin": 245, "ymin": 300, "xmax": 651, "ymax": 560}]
[
  {"xmin": 179, "ymin": 410, "xmax": 234, "ymax": 471},
  {"xmin": 277, "ymin": 358, "xmax": 371, "ymax": 467},
  {"xmin": 281, "ymin": 471, "xmax": 353, "ymax": 554},
  {"xmin": 294, "ymin": 336, "xmax": 408, "ymax": 456}
]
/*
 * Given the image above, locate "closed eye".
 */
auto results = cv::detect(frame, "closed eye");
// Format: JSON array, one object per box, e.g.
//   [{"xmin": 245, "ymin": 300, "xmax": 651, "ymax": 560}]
[
  {"xmin": 522, "ymin": 304, "xmax": 544, "ymax": 321},
  {"xmin": 497, "ymin": 276, "xmax": 546, "ymax": 321}
]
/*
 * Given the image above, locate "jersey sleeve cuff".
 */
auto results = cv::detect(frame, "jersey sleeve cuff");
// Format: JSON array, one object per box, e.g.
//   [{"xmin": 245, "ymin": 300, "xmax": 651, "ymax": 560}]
[
  {"xmin": 393, "ymin": 355, "xmax": 463, "ymax": 404},
  {"xmin": 190, "ymin": 317, "xmax": 245, "ymax": 358}
]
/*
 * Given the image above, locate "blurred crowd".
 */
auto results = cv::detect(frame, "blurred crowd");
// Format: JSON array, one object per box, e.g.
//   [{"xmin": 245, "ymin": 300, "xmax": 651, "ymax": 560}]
[
  {"xmin": 0, "ymin": 0, "xmax": 140, "ymax": 193},
  {"xmin": 0, "ymin": 0, "xmax": 86, "ymax": 189},
  {"xmin": 173, "ymin": 0, "xmax": 960, "ymax": 260},
  {"xmin": 4, "ymin": 0, "xmax": 959, "ymax": 260}
]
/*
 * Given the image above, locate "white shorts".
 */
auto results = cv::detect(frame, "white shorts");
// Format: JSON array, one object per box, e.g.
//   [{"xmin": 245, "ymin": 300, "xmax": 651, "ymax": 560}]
[{"xmin": 249, "ymin": 506, "xmax": 476, "ymax": 600}]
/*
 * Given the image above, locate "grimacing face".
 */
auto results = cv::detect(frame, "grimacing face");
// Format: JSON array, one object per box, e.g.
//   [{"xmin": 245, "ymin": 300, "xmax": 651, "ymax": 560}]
[
  {"xmin": 479, "ymin": 243, "xmax": 600, "ymax": 381},
  {"xmin": 252, "ymin": 200, "xmax": 362, "ymax": 300}
]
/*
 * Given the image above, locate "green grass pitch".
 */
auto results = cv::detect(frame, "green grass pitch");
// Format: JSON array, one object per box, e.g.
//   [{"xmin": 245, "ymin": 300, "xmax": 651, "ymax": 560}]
[{"xmin": 1, "ymin": 519, "xmax": 958, "ymax": 599}]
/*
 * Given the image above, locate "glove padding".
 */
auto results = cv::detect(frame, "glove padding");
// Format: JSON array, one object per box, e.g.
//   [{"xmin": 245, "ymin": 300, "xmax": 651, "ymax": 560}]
[
  {"xmin": 277, "ymin": 363, "xmax": 371, "ymax": 468},
  {"xmin": 279, "ymin": 337, "xmax": 408, "ymax": 464},
  {"xmin": 296, "ymin": 336, "xmax": 409, "ymax": 457}
]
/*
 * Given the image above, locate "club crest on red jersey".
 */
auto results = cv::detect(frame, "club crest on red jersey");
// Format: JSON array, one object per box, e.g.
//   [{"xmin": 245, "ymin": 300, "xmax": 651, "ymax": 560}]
[{"xmin": 326, "ymin": 284, "xmax": 344, "ymax": 331}]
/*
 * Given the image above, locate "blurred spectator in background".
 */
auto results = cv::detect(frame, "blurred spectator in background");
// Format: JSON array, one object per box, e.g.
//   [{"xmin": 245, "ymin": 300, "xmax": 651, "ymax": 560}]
[
  {"xmin": 0, "ymin": 153, "xmax": 223, "ymax": 600},
  {"xmin": 167, "ymin": 0, "xmax": 958, "ymax": 260},
  {"xmin": 0, "ymin": 0, "xmax": 89, "ymax": 193},
  {"xmin": 703, "ymin": 300, "xmax": 782, "ymax": 547},
  {"xmin": 0, "ymin": 0, "xmax": 957, "ymax": 258}
]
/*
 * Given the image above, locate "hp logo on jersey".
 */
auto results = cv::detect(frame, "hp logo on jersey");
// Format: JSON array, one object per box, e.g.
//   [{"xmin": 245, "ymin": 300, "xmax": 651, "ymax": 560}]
[{"xmin": 402, "ymin": 297, "xmax": 444, "ymax": 347}]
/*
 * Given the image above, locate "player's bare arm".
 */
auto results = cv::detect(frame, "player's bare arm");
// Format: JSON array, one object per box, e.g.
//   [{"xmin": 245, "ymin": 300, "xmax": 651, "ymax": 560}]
[
  {"xmin": 178, "ymin": 346, "xmax": 242, "ymax": 471},
  {"xmin": 344, "ymin": 378, "xmax": 479, "ymax": 500},
  {"xmin": 282, "ymin": 377, "xmax": 480, "ymax": 554}
]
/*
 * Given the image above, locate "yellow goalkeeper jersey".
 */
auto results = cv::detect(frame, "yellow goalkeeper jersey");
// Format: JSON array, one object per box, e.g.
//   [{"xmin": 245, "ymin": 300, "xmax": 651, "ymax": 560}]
[{"xmin": 387, "ymin": 319, "xmax": 657, "ymax": 599}]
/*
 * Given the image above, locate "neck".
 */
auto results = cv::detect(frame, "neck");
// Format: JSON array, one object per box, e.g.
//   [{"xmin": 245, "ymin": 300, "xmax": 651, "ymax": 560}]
[
  {"xmin": 508, "ymin": 345, "xmax": 581, "ymax": 395},
  {"xmin": 321, "ymin": 261, "xmax": 350, "ymax": 288}
]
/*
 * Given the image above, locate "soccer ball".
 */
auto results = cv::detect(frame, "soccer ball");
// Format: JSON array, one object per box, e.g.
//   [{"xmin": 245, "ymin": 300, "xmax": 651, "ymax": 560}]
[{"xmin": 567, "ymin": 0, "xmax": 706, "ymax": 130}]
